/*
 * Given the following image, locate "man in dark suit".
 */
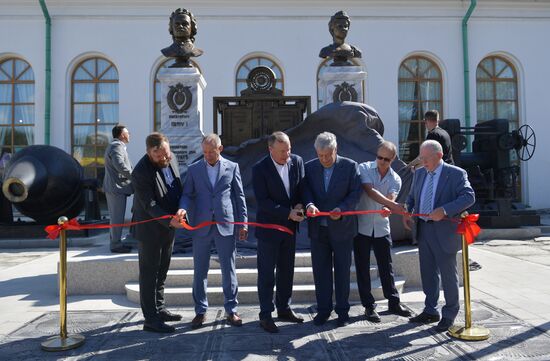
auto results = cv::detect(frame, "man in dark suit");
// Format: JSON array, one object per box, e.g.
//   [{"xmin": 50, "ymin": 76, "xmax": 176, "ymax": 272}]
[
  {"xmin": 252, "ymin": 131, "xmax": 306, "ymax": 333},
  {"xmin": 404, "ymin": 140, "xmax": 475, "ymax": 332},
  {"xmin": 103, "ymin": 124, "xmax": 133, "ymax": 253},
  {"xmin": 131, "ymin": 132, "xmax": 184, "ymax": 333},
  {"xmin": 425, "ymin": 110, "xmax": 454, "ymax": 165},
  {"xmin": 304, "ymin": 132, "xmax": 361, "ymax": 327},
  {"xmin": 177, "ymin": 134, "xmax": 247, "ymax": 329}
]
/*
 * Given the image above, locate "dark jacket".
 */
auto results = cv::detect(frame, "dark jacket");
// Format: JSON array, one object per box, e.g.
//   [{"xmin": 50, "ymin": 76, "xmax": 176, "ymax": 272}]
[
  {"xmin": 252, "ymin": 154, "xmax": 305, "ymax": 240},
  {"xmin": 131, "ymin": 155, "xmax": 182, "ymax": 243},
  {"xmin": 427, "ymin": 126, "xmax": 454, "ymax": 165},
  {"xmin": 302, "ymin": 155, "xmax": 361, "ymax": 241}
]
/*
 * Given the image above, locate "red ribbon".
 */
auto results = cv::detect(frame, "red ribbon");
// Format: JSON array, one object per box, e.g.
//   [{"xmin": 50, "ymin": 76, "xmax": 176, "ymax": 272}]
[
  {"xmin": 306, "ymin": 209, "xmax": 391, "ymax": 218},
  {"xmin": 45, "ymin": 215, "xmax": 293, "ymax": 239},
  {"xmin": 307, "ymin": 209, "xmax": 481, "ymax": 245},
  {"xmin": 455, "ymin": 214, "xmax": 481, "ymax": 245},
  {"xmin": 45, "ymin": 210, "xmax": 480, "ymax": 245},
  {"xmin": 180, "ymin": 220, "xmax": 293, "ymax": 235}
]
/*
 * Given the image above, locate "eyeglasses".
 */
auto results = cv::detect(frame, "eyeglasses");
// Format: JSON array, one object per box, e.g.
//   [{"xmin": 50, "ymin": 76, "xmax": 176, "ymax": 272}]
[{"xmin": 376, "ymin": 155, "xmax": 392, "ymax": 163}]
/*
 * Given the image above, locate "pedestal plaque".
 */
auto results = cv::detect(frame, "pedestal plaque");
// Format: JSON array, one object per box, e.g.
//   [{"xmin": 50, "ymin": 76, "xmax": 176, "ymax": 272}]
[
  {"xmin": 318, "ymin": 65, "xmax": 367, "ymax": 108},
  {"xmin": 158, "ymin": 66, "xmax": 206, "ymax": 173}
]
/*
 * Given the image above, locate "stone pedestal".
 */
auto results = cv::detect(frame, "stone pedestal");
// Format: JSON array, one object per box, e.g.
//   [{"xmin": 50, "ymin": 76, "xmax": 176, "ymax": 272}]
[
  {"xmin": 318, "ymin": 65, "xmax": 367, "ymax": 108},
  {"xmin": 158, "ymin": 67, "xmax": 206, "ymax": 173}
]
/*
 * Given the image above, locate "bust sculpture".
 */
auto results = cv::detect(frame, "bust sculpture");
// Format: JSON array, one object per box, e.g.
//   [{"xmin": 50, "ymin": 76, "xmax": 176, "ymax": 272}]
[
  {"xmin": 319, "ymin": 11, "xmax": 362, "ymax": 66},
  {"xmin": 161, "ymin": 8, "xmax": 203, "ymax": 68}
]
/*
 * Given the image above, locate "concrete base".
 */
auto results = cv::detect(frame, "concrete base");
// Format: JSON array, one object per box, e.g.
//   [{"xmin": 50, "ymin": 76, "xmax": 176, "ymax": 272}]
[
  {"xmin": 65, "ymin": 246, "xmax": 462, "ymax": 306},
  {"xmin": 478, "ymin": 227, "xmax": 541, "ymax": 240}
]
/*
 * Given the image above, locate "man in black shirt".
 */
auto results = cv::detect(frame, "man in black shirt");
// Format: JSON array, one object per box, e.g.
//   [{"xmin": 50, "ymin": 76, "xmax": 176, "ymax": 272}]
[{"xmin": 424, "ymin": 110, "xmax": 454, "ymax": 165}]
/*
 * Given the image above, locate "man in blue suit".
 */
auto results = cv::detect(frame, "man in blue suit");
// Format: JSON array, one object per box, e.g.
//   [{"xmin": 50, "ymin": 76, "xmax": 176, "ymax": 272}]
[
  {"xmin": 304, "ymin": 132, "xmax": 361, "ymax": 327},
  {"xmin": 177, "ymin": 134, "xmax": 248, "ymax": 329},
  {"xmin": 252, "ymin": 131, "xmax": 307, "ymax": 333},
  {"xmin": 404, "ymin": 140, "xmax": 475, "ymax": 332}
]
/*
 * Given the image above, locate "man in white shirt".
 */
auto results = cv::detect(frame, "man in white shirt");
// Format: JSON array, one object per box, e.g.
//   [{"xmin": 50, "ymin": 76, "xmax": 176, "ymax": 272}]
[
  {"xmin": 354, "ymin": 141, "xmax": 411, "ymax": 322},
  {"xmin": 252, "ymin": 131, "xmax": 306, "ymax": 333}
]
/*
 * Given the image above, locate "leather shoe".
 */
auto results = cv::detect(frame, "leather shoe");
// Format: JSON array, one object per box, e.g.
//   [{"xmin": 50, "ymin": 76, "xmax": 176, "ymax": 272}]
[
  {"xmin": 365, "ymin": 307, "xmax": 381, "ymax": 323},
  {"xmin": 143, "ymin": 319, "xmax": 175, "ymax": 333},
  {"xmin": 110, "ymin": 245, "xmax": 132, "ymax": 253},
  {"xmin": 388, "ymin": 303, "xmax": 412, "ymax": 318},
  {"xmin": 277, "ymin": 310, "xmax": 304, "ymax": 323},
  {"xmin": 226, "ymin": 312, "xmax": 243, "ymax": 327},
  {"xmin": 409, "ymin": 312, "xmax": 440, "ymax": 324},
  {"xmin": 435, "ymin": 318, "xmax": 454, "ymax": 332},
  {"xmin": 159, "ymin": 309, "xmax": 182, "ymax": 322},
  {"xmin": 336, "ymin": 314, "xmax": 350, "ymax": 327},
  {"xmin": 313, "ymin": 313, "xmax": 330, "ymax": 326},
  {"xmin": 259, "ymin": 318, "xmax": 279, "ymax": 333},
  {"xmin": 191, "ymin": 313, "xmax": 206, "ymax": 329}
]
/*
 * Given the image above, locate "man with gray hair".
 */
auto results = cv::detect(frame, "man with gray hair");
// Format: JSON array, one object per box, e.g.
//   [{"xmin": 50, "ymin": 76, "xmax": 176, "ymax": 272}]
[
  {"xmin": 252, "ymin": 131, "xmax": 306, "ymax": 333},
  {"xmin": 404, "ymin": 139, "xmax": 474, "ymax": 332},
  {"xmin": 354, "ymin": 141, "xmax": 411, "ymax": 323},
  {"xmin": 177, "ymin": 133, "xmax": 248, "ymax": 329},
  {"xmin": 303, "ymin": 132, "xmax": 361, "ymax": 327}
]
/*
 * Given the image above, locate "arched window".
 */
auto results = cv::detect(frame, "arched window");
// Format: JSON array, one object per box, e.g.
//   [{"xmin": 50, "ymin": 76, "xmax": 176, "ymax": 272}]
[
  {"xmin": 476, "ymin": 55, "xmax": 521, "ymax": 198},
  {"xmin": 71, "ymin": 57, "xmax": 118, "ymax": 180},
  {"xmin": 0, "ymin": 58, "xmax": 34, "ymax": 160},
  {"xmin": 235, "ymin": 56, "xmax": 283, "ymax": 95},
  {"xmin": 153, "ymin": 58, "xmax": 201, "ymax": 131},
  {"xmin": 476, "ymin": 56, "xmax": 519, "ymax": 129},
  {"xmin": 398, "ymin": 56, "xmax": 443, "ymax": 163},
  {"xmin": 316, "ymin": 58, "xmax": 364, "ymax": 109}
]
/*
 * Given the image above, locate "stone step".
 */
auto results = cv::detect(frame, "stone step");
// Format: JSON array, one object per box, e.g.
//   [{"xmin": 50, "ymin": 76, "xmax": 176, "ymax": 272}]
[
  {"xmin": 67, "ymin": 246, "xmax": 429, "ymax": 295},
  {"xmin": 171, "ymin": 252, "xmax": 318, "ymax": 270},
  {"xmin": 164, "ymin": 266, "xmax": 376, "ymax": 287},
  {"xmin": 125, "ymin": 277, "xmax": 406, "ymax": 306}
]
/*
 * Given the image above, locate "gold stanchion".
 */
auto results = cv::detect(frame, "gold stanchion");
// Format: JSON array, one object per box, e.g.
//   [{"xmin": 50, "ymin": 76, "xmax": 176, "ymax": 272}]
[
  {"xmin": 448, "ymin": 222, "xmax": 490, "ymax": 341},
  {"xmin": 41, "ymin": 216, "xmax": 85, "ymax": 352}
]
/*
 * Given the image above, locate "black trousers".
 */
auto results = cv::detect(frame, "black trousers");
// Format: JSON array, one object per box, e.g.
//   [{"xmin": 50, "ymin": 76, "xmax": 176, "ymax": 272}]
[
  {"xmin": 257, "ymin": 233, "xmax": 296, "ymax": 320},
  {"xmin": 138, "ymin": 238, "xmax": 174, "ymax": 321},
  {"xmin": 353, "ymin": 232, "xmax": 400, "ymax": 308}
]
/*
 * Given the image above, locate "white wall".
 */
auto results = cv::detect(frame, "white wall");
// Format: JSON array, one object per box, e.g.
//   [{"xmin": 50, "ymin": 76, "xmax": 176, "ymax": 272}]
[{"xmin": 1, "ymin": 0, "xmax": 550, "ymax": 208}]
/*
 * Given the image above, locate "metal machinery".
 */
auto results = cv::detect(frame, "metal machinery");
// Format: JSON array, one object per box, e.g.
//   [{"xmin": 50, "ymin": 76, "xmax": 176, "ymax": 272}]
[
  {"xmin": 440, "ymin": 118, "xmax": 538, "ymax": 227},
  {"xmin": 0, "ymin": 145, "xmax": 102, "ymax": 237}
]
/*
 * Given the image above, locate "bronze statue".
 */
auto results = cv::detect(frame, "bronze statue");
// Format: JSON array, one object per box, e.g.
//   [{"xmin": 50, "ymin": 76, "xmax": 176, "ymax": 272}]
[
  {"xmin": 161, "ymin": 8, "xmax": 203, "ymax": 68},
  {"xmin": 319, "ymin": 11, "xmax": 362, "ymax": 66}
]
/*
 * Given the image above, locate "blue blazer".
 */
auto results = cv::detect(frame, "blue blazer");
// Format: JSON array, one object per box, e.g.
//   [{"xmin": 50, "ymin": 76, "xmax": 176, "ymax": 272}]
[
  {"xmin": 303, "ymin": 155, "xmax": 361, "ymax": 241},
  {"xmin": 252, "ymin": 154, "xmax": 305, "ymax": 240},
  {"xmin": 406, "ymin": 162, "xmax": 475, "ymax": 254},
  {"xmin": 179, "ymin": 156, "xmax": 247, "ymax": 237}
]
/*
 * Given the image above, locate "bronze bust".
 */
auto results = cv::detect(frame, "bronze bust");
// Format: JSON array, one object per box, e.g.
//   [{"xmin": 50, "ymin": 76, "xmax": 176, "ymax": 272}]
[
  {"xmin": 161, "ymin": 8, "xmax": 203, "ymax": 68},
  {"xmin": 319, "ymin": 11, "xmax": 362, "ymax": 66}
]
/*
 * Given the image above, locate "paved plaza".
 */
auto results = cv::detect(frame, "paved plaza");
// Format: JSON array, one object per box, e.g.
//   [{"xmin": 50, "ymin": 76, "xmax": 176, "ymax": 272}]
[{"xmin": 0, "ymin": 217, "xmax": 549, "ymax": 360}]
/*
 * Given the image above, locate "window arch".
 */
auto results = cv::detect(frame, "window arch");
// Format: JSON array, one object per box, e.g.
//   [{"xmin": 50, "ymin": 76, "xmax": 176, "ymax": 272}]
[
  {"xmin": 476, "ymin": 55, "xmax": 519, "ymax": 129},
  {"xmin": 153, "ymin": 58, "xmax": 201, "ymax": 131},
  {"xmin": 71, "ymin": 57, "xmax": 118, "ymax": 180},
  {"xmin": 476, "ymin": 55, "xmax": 521, "ymax": 198},
  {"xmin": 0, "ymin": 57, "xmax": 35, "ymax": 160},
  {"xmin": 397, "ymin": 55, "xmax": 443, "ymax": 163},
  {"xmin": 316, "ymin": 58, "xmax": 364, "ymax": 109},
  {"xmin": 235, "ymin": 56, "xmax": 283, "ymax": 95}
]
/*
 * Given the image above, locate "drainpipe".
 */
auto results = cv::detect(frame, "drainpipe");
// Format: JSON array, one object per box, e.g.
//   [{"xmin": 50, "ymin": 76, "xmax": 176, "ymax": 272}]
[
  {"xmin": 39, "ymin": 0, "xmax": 51, "ymax": 145},
  {"xmin": 462, "ymin": 0, "xmax": 476, "ymax": 151}
]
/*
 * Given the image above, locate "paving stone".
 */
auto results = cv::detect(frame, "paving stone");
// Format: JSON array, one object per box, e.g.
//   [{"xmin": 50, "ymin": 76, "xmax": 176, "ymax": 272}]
[{"xmin": 1, "ymin": 302, "xmax": 549, "ymax": 360}]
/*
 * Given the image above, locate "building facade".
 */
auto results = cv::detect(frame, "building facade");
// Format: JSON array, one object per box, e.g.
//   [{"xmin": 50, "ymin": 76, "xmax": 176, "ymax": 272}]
[{"xmin": 1, "ymin": 0, "xmax": 549, "ymax": 208}]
